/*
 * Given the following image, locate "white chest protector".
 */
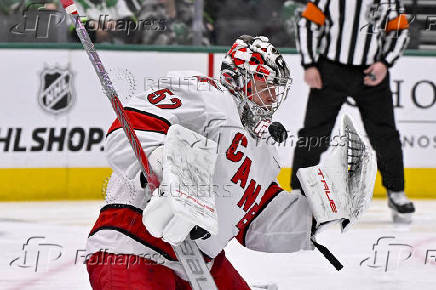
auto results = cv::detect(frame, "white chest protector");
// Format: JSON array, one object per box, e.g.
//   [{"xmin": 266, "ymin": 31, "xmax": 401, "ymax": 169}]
[
  {"xmin": 198, "ymin": 111, "xmax": 281, "ymax": 256},
  {"xmin": 141, "ymin": 71, "xmax": 282, "ymax": 256}
]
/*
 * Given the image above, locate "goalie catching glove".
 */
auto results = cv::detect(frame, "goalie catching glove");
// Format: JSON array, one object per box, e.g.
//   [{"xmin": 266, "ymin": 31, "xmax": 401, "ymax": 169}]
[
  {"xmin": 143, "ymin": 125, "xmax": 219, "ymax": 245},
  {"xmin": 297, "ymin": 114, "xmax": 377, "ymax": 232},
  {"xmin": 297, "ymin": 114, "xmax": 377, "ymax": 270}
]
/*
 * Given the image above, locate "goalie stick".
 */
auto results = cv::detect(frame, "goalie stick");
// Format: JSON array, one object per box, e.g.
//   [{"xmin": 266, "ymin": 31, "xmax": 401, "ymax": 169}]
[{"xmin": 59, "ymin": 1, "xmax": 217, "ymax": 289}]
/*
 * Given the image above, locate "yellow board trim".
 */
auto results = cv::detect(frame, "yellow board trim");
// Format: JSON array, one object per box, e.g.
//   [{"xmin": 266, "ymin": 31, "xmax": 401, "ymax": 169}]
[
  {"xmin": 0, "ymin": 168, "xmax": 112, "ymax": 201},
  {"xmin": 277, "ymin": 168, "xmax": 436, "ymax": 199},
  {"xmin": 0, "ymin": 167, "xmax": 434, "ymax": 201}
]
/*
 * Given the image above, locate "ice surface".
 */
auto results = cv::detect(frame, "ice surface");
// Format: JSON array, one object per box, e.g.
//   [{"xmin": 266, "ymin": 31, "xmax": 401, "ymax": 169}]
[{"xmin": 0, "ymin": 200, "xmax": 435, "ymax": 290}]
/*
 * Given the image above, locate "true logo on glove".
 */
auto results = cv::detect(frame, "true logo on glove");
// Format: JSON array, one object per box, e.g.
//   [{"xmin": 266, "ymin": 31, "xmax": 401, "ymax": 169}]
[{"xmin": 317, "ymin": 168, "xmax": 337, "ymax": 213}]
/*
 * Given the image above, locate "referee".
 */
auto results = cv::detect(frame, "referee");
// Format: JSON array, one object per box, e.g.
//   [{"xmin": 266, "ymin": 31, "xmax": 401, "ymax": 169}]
[{"xmin": 292, "ymin": 0, "xmax": 415, "ymax": 222}]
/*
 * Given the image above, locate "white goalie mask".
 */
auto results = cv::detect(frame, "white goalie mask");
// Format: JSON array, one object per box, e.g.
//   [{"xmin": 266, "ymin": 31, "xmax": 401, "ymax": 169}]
[{"xmin": 220, "ymin": 35, "xmax": 292, "ymax": 137}]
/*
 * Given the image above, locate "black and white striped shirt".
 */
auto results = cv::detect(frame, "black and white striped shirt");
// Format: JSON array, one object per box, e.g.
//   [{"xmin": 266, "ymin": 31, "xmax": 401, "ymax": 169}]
[{"xmin": 296, "ymin": 0, "xmax": 410, "ymax": 68}]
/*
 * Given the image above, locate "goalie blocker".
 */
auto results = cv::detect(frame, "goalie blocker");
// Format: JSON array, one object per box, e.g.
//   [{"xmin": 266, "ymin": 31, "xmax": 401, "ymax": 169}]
[{"xmin": 143, "ymin": 124, "xmax": 219, "ymax": 246}]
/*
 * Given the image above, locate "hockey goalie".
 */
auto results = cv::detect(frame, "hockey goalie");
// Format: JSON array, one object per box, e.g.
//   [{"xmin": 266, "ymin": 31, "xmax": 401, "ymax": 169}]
[{"xmin": 85, "ymin": 35, "xmax": 377, "ymax": 289}]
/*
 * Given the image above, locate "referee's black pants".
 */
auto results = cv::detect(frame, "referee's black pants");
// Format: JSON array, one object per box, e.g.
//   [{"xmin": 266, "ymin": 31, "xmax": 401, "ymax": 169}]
[{"xmin": 291, "ymin": 58, "xmax": 404, "ymax": 192}]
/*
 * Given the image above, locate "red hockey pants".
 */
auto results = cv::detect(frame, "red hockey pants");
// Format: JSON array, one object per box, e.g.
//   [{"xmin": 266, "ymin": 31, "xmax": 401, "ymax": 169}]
[{"xmin": 86, "ymin": 250, "xmax": 251, "ymax": 290}]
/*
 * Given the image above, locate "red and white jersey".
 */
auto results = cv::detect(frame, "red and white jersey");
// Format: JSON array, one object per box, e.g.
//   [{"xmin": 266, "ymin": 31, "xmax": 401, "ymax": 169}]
[{"xmin": 86, "ymin": 71, "xmax": 313, "ymax": 280}]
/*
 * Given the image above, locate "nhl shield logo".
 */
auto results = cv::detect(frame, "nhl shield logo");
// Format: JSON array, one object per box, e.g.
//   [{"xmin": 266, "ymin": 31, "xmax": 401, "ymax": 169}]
[{"xmin": 38, "ymin": 65, "xmax": 75, "ymax": 115}]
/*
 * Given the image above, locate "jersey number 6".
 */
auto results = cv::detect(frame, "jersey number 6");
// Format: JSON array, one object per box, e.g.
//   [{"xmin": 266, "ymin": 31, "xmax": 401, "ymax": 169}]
[{"xmin": 147, "ymin": 88, "xmax": 182, "ymax": 109}]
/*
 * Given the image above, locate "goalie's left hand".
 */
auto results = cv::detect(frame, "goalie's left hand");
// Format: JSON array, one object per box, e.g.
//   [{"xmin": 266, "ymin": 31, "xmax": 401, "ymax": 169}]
[{"xmin": 297, "ymin": 114, "xmax": 377, "ymax": 233}]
